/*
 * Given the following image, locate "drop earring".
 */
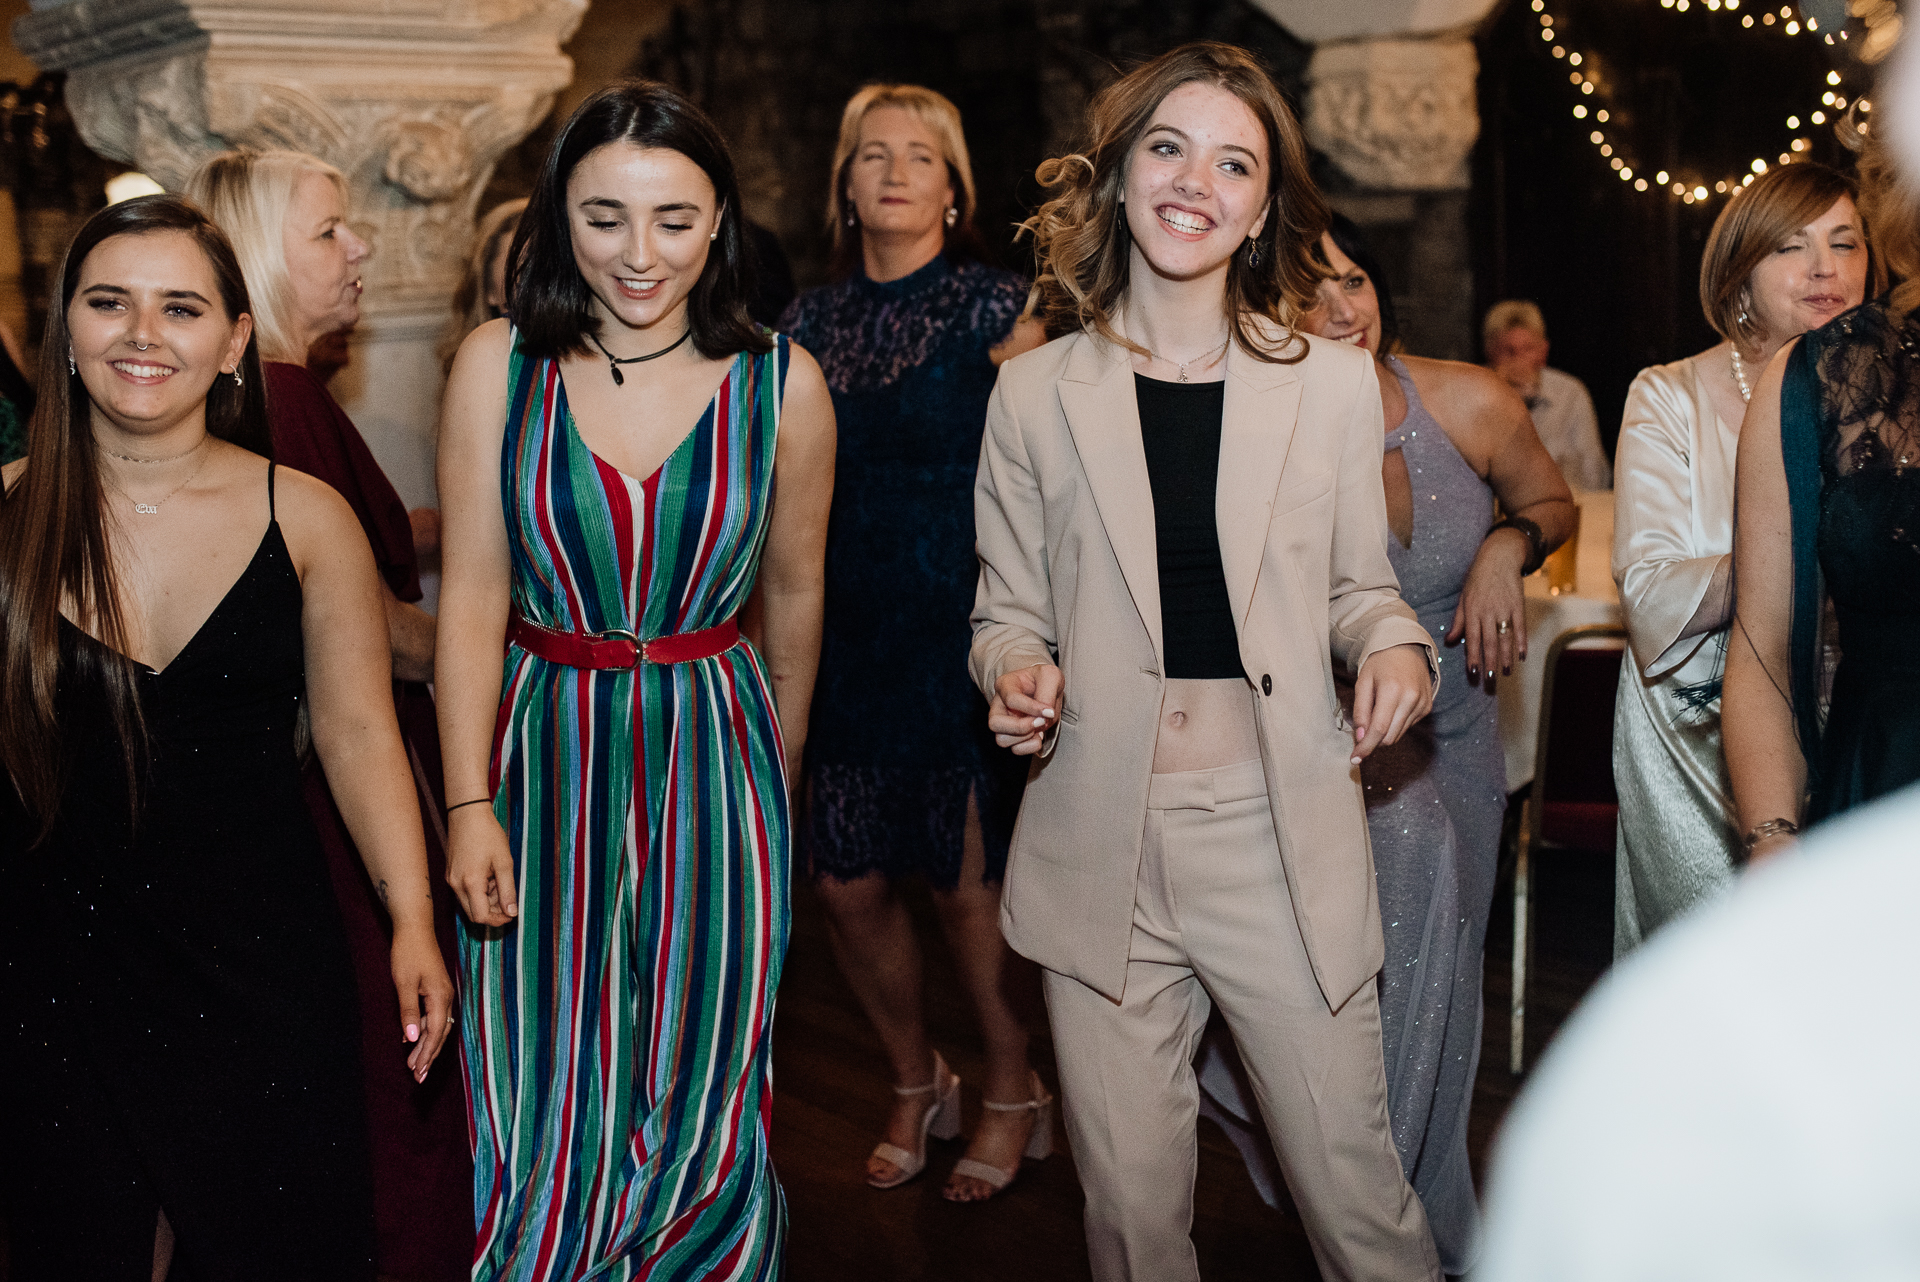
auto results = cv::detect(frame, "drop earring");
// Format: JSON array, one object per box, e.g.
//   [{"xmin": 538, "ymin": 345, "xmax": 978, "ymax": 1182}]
[
  {"xmin": 846, "ymin": 200, "xmax": 858, "ymax": 228},
  {"xmin": 67, "ymin": 352, "xmax": 75, "ymax": 376},
  {"xmin": 232, "ymin": 365, "xmax": 244, "ymax": 389},
  {"xmin": 944, "ymin": 205, "xmax": 957, "ymax": 228},
  {"xmin": 1247, "ymin": 239, "xmax": 1262, "ymax": 270}
]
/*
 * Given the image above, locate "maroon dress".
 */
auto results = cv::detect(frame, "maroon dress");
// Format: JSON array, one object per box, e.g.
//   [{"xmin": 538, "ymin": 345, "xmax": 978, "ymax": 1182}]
[{"xmin": 266, "ymin": 361, "xmax": 471, "ymax": 1281}]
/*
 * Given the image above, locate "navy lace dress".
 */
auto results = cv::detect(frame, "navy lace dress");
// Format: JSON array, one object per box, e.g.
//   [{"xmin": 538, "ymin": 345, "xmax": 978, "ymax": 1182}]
[
  {"xmin": 1784, "ymin": 301, "xmax": 1920, "ymax": 821},
  {"xmin": 780, "ymin": 254, "xmax": 1030, "ymax": 888}
]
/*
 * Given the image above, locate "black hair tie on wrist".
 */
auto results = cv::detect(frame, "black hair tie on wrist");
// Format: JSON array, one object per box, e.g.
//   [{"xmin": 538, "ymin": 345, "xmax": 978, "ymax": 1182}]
[
  {"xmin": 447, "ymin": 798, "xmax": 493, "ymax": 816},
  {"xmin": 1491, "ymin": 514, "xmax": 1548, "ymax": 576}
]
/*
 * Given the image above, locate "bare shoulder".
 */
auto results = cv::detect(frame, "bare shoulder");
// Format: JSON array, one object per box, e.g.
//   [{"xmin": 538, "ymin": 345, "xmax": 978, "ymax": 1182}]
[
  {"xmin": 272, "ymin": 462, "xmax": 371, "ymax": 567},
  {"xmin": 1401, "ymin": 353, "xmax": 1527, "ymax": 423},
  {"xmin": 455, "ymin": 316, "xmax": 515, "ymax": 368}
]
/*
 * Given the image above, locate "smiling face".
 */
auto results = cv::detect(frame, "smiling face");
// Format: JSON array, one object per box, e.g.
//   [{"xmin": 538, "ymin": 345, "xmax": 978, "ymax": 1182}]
[
  {"xmin": 1743, "ymin": 194, "xmax": 1869, "ymax": 347},
  {"xmin": 846, "ymin": 104, "xmax": 954, "ymax": 242},
  {"xmin": 281, "ymin": 169, "xmax": 369, "ymax": 352},
  {"xmin": 1122, "ymin": 80, "xmax": 1272, "ymax": 285},
  {"xmin": 567, "ymin": 141, "xmax": 720, "ymax": 338},
  {"xmin": 1302, "ymin": 233, "xmax": 1383, "ymax": 354},
  {"xmin": 69, "ymin": 229, "xmax": 252, "ymax": 439}
]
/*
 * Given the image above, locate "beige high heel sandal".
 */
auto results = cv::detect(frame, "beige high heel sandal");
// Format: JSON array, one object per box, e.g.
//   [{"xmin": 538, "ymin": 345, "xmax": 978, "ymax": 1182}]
[
  {"xmin": 867, "ymin": 1051, "xmax": 962, "ymax": 1189},
  {"xmin": 944, "ymin": 1070, "xmax": 1055, "ymax": 1200}
]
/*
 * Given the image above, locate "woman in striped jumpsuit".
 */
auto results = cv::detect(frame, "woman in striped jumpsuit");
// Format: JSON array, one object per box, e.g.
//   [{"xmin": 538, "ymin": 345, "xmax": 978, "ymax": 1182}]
[{"xmin": 434, "ymin": 81, "xmax": 834, "ymax": 1280}]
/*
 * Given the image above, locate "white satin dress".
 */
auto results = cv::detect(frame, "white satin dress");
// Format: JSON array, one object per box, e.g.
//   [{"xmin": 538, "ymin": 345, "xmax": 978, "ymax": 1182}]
[{"xmin": 1611, "ymin": 355, "xmax": 1743, "ymax": 954}]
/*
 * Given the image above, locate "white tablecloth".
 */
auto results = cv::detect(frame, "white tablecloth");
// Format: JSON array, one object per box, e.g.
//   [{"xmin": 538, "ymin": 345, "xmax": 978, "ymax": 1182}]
[{"xmin": 1497, "ymin": 490, "xmax": 1624, "ymax": 791}]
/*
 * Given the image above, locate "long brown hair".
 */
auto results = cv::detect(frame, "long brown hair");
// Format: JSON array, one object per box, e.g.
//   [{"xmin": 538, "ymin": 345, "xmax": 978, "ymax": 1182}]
[
  {"xmin": 1020, "ymin": 41, "xmax": 1329, "ymax": 363},
  {"xmin": 1856, "ymin": 135, "xmax": 1916, "ymax": 319},
  {"xmin": 0, "ymin": 194, "xmax": 271, "ymax": 842}
]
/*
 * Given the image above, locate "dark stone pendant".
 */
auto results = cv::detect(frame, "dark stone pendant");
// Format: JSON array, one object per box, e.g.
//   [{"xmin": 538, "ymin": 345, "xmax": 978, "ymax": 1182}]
[{"xmin": 609, "ymin": 363, "xmax": 624, "ymax": 386}]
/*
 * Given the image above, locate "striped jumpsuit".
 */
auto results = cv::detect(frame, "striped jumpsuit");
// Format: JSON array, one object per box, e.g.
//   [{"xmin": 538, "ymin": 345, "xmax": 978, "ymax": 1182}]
[{"xmin": 463, "ymin": 333, "xmax": 791, "ymax": 1280}]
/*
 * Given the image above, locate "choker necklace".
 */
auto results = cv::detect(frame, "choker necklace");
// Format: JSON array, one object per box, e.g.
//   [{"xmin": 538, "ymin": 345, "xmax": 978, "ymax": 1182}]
[
  {"xmin": 1141, "ymin": 335, "xmax": 1230, "ymax": 383},
  {"xmin": 101, "ymin": 436, "xmax": 210, "ymax": 514},
  {"xmin": 1730, "ymin": 346, "xmax": 1753, "ymax": 404},
  {"xmin": 101, "ymin": 439, "xmax": 205, "ymax": 465},
  {"xmin": 588, "ymin": 327, "xmax": 692, "ymax": 386}
]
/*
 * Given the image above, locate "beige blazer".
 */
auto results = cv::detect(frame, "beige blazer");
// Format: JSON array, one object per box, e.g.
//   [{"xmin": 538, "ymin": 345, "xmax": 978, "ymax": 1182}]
[{"xmin": 969, "ymin": 320, "xmax": 1435, "ymax": 1011}]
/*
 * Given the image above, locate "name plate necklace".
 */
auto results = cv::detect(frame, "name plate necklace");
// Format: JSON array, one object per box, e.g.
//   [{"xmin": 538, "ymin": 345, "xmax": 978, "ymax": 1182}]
[{"xmin": 101, "ymin": 435, "xmax": 211, "ymax": 514}]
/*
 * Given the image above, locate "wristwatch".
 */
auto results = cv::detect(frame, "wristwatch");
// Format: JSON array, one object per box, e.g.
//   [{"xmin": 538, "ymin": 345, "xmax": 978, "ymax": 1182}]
[{"xmin": 1490, "ymin": 515, "xmax": 1547, "ymax": 576}]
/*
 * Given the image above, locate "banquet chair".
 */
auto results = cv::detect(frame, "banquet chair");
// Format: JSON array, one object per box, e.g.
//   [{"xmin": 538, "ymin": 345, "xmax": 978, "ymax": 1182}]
[{"xmin": 1510, "ymin": 624, "xmax": 1628, "ymax": 1073}]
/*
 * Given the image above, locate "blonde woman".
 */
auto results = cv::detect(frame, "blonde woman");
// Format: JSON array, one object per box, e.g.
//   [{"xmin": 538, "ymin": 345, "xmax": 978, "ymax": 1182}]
[
  {"xmin": 187, "ymin": 150, "xmax": 471, "ymax": 1280},
  {"xmin": 1615, "ymin": 162, "xmax": 1874, "ymax": 947},
  {"xmin": 974, "ymin": 41, "xmax": 1439, "ymax": 1280},
  {"xmin": 778, "ymin": 84, "xmax": 1047, "ymax": 1202}
]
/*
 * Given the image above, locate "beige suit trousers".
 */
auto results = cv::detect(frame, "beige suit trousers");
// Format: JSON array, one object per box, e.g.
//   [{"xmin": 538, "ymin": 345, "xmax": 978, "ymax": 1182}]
[{"xmin": 1042, "ymin": 760, "xmax": 1440, "ymax": 1282}]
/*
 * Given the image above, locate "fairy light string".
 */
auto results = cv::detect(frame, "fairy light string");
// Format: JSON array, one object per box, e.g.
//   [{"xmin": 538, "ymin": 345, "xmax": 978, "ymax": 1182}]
[{"xmin": 1529, "ymin": 0, "xmax": 1865, "ymax": 204}]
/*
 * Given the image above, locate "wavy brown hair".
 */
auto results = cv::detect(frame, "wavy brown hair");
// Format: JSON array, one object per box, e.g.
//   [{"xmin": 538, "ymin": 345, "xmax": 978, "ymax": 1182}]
[
  {"xmin": 1701, "ymin": 160, "xmax": 1885, "ymax": 344},
  {"xmin": 0, "ymin": 195, "xmax": 271, "ymax": 842},
  {"xmin": 1020, "ymin": 41, "xmax": 1328, "ymax": 363}
]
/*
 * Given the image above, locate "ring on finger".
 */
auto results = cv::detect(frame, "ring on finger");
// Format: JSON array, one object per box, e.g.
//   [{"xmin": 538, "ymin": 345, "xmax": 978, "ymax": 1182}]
[{"xmin": 1496, "ymin": 618, "xmax": 1511, "ymax": 635}]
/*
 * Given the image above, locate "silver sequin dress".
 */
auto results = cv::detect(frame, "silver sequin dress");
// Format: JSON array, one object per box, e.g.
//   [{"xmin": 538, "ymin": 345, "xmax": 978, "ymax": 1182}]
[
  {"xmin": 1611, "ymin": 356, "xmax": 1741, "ymax": 954},
  {"xmin": 1353, "ymin": 357, "xmax": 1506, "ymax": 1273}
]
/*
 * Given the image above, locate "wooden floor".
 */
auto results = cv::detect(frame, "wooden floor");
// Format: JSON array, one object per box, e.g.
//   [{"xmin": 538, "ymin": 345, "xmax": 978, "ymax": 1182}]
[{"xmin": 771, "ymin": 828, "xmax": 1617, "ymax": 1281}]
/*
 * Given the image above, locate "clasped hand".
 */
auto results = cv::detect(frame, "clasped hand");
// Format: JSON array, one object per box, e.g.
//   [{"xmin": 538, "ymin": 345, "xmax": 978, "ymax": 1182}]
[{"xmin": 987, "ymin": 645, "xmax": 1433, "ymax": 764}]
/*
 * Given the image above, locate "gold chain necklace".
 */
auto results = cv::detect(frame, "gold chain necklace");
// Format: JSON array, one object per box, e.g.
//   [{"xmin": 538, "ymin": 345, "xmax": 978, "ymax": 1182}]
[
  {"xmin": 101, "ymin": 437, "xmax": 211, "ymax": 514},
  {"xmin": 1141, "ymin": 335, "xmax": 1231, "ymax": 383}
]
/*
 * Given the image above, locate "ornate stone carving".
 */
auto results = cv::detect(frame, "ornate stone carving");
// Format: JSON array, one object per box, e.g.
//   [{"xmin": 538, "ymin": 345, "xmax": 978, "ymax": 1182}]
[
  {"xmin": 1306, "ymin": 37, "xmax": 1480, "ymax": 192},
  {"xmin": 1248, "ymin": 0, "xmax": 1498, "ymax": 46},
  {"xmin": 13, "ymin": 0, "xmax": 587, "ymax": 508}
]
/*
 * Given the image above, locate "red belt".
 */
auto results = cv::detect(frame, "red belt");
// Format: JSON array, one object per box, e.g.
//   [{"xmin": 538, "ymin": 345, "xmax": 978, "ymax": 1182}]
[{"xmin": 508, "ymin": 616, "xmax": 740, "ymax": 669}]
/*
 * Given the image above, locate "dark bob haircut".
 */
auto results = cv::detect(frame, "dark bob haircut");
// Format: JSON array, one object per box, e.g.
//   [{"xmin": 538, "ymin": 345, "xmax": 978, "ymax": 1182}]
[
  {"xmin": 509, "ymin": 79, "xmax": 771, "ymax": 361},
  {"xmin": 1314, "ymin": 211, "xmax": 1401, "ymax": 355}
]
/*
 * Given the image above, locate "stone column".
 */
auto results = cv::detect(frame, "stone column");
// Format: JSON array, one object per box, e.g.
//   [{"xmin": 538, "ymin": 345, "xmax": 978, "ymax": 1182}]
[
  {"xmin": 1305, "ymin": 35, "xmax": 1481, "ymax": 359},
  {"xmin": 13, "ymin": 0, "xmax": 586, "ymax": 508}
]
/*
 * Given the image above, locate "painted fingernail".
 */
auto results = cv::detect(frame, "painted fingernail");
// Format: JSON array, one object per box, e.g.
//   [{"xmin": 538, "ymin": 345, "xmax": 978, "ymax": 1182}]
[
  {"xmin": 1040, "ymin": 707, "xmax": 1055, "ymax": 718},
  {"xmin": 407, "ymin": 1023, "xmax": 420, "ymax": 1042},
  {"xmin": 1032, "ymin": 717, "xmax": 1046, "ymax": 728},
  {"xmin": 1350, "ymin": 755, "xmax": 1363, "ymax": 765}
]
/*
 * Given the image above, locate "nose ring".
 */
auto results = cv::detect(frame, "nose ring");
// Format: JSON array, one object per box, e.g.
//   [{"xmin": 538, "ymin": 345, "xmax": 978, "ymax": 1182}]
[{"xmin": 133, "ymin": 342, "xmax": 152, "ymax": 351}]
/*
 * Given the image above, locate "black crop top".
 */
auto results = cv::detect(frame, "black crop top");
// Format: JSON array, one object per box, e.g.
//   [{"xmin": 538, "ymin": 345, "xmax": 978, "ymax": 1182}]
[{"xmin": 1135, "ymin": 374, "xmax": 1243, "ymax": 679}]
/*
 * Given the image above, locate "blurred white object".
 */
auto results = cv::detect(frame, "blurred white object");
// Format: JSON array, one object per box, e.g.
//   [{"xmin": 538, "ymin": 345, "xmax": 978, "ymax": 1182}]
[
  {"xmin": 104, "ymin": 171, "xmax": 165, "ymax": 205},
  {"xmin": 1475, "ymin": 784, "xmax": 1920, "ymax": 1280}
]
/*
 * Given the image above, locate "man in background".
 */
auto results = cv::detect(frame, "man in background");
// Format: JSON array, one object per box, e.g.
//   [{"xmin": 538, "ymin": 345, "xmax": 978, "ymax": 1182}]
[{"xmin": 1484, "ymin": 300, "xmax": 1611, "ymax": 491}]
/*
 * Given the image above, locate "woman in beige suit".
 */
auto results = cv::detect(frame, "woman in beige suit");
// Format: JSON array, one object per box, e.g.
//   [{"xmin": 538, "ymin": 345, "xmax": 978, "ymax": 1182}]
[{"xmin": 971, "ymin": 41, "xmax": 1440, "ymax": 1282}]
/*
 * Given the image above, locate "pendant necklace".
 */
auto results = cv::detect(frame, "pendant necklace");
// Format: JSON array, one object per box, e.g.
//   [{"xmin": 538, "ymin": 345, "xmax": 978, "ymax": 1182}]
[
  {"xmin": 1142, "ymin": 335, "xmax": 1230, "ymax": 383},
  {"xmin": 102, "ymin": 436, "xmax": 210, "ymax": 514},
  {"xmin": 588, "ymin": 327, "xmax": 692, "ymax": 386},
  {"xmin": 1730, "ymin": 346, "xmax": 1753, "ymax": 404}
]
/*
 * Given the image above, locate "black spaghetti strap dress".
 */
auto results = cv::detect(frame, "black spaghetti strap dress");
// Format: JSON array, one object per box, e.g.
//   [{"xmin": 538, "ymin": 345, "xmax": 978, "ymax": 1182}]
[{"xmin": 0, "ymin": 465, "xmax": 375, "ymax": 1280}]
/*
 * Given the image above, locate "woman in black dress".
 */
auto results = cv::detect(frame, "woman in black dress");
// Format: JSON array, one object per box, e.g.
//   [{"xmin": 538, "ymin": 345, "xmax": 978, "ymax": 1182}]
[{"xmin": 0, "ymin": 195, "xmax": 454, "ymax": 1280}]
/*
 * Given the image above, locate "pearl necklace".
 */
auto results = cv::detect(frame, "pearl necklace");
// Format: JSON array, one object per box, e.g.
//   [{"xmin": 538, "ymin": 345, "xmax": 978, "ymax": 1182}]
[{"xmin": 1730, "ymin": 346, "xmax": 1753, "ymax": 404}]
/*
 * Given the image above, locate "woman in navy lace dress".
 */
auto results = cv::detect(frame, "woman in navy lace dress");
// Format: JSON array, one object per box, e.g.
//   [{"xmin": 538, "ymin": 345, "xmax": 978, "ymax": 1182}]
[{"xmin": 780, "ymin": 83, "xmax": 1048, "ymax": 1202}]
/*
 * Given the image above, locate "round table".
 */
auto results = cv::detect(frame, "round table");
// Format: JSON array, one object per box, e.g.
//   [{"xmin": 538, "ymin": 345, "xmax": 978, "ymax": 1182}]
[{"xmin": 1497, "ymin": 489, "xmax": 1624, "ymax": 791}]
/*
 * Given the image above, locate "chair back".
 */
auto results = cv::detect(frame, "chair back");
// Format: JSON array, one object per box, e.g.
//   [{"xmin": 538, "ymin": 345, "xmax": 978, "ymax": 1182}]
[{"xmin": 1529, "ymin": 625, "xmax": 1628, "ymax": 853}]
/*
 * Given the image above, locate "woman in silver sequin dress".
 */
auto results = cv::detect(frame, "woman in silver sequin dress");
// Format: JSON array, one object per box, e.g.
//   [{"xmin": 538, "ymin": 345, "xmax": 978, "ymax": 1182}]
[
  {"xmin": 1305, "ymin": 216, "xmax": 1572, "ymax": 1273},
  {"xmin": 1613, "ymin": 163, "xmax": 1874, "ymax": 950}
]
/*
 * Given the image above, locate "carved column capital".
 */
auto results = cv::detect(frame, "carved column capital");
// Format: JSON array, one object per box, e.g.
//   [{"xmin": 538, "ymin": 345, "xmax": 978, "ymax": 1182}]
[
  {"xmin": 1306, "ymin": 36, "xmax": 1479, "ymax": 192},
  {"xmin": 12, "ymin": 0, "xmax": 588, "ymax": 507}
]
